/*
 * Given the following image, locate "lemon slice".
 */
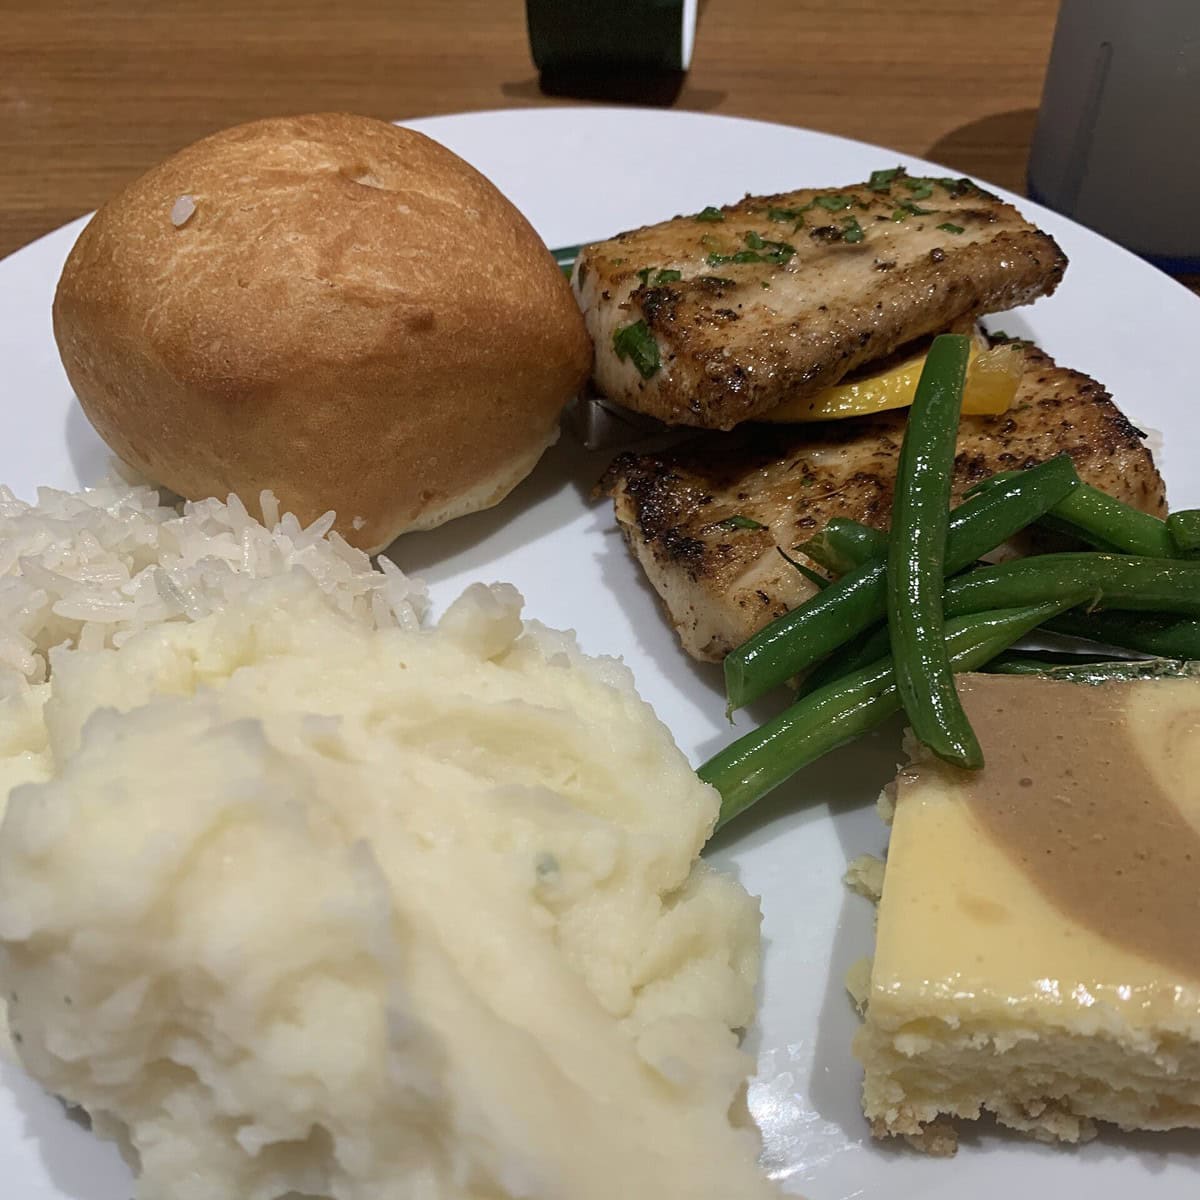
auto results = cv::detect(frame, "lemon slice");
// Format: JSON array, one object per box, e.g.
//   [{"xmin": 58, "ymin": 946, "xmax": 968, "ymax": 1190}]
[{"xmin": 762, "ymin": 339, "xmax": 1024, "ymax": 423}]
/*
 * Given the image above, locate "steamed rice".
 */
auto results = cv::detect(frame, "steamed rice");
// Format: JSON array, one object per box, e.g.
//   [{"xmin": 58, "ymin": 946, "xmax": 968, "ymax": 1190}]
[{"xmin": 0, "ymin": 478, "xmax": 427, "ymax": 684}]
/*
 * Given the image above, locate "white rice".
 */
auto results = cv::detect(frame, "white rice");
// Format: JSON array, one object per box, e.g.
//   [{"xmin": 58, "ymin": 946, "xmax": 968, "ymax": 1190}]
[{"xmin": 0, "ymin": 479, "xmax": 427, "ymax": 684}]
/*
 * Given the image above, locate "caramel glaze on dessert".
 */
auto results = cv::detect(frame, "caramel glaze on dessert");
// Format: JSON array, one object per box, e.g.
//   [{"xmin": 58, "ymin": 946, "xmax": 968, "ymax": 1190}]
[{"xmin": 953, "ymin": 675, "xmax": 1200, "ymax": 981}]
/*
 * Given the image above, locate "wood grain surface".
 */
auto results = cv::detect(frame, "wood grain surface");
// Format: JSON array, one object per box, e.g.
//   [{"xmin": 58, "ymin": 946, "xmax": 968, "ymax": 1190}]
[{"xmin": 0, "ymin": 0, "xmax": 1193, "ymax": 292}]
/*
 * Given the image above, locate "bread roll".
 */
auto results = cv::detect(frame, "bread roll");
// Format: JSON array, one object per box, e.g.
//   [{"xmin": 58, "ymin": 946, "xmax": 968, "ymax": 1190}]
[{"xmin": 53, "ymin": 113, "xmax": 592, "ymax": 551}]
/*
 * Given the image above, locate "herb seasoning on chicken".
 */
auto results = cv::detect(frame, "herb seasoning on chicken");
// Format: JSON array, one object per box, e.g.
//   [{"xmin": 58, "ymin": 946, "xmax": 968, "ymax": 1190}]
[{"xmin": 575, "ymin": 171, "xmax": 1066, "ymax": 429}]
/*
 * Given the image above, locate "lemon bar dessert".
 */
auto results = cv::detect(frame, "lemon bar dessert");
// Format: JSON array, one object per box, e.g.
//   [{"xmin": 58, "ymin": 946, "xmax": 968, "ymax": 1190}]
[{"xmin": 855, "ymin": 671, "xmax": 1200, "ymax": 1153}]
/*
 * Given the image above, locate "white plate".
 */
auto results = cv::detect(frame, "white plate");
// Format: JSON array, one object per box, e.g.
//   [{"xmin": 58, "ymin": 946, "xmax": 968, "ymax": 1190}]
[{"xmin": 2, "ymin": 107, "xmax": 1199, "ymax": 1199}]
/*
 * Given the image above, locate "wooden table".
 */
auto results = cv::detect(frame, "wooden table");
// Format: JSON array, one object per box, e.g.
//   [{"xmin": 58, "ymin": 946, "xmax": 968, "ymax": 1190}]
[{"xmin": 1, "ymin": 0, "xmax": 1193, "ymax": 292}]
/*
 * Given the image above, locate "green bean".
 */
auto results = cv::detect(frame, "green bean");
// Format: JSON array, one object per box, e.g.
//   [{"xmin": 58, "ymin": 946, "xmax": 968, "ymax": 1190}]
[
  {"xmin": 798, "ymin": 519, "xmax": 888, "ymax": 574},
  {"xmin": 1044, "ymin": 609, "xmax": 1200, "ymax": 659},
  {"xmin": 808, "ymin": 562, "xmax": 1200, "ymax": 694},
  {"xmin": 887, "ymin": 334, "xmax": 980, "ymax": 767},
  {"xmin": 1168, "ymin": 510, "xmax": 1200, "ymax": 556},
  {"xmin": 969, "ymin": 470, "xmax": 1176, "ymax": 557},
  {"xmin": 809, "ymin": 552, "xmax": 1200, "ymax": 688},
  {"xmin": 1048, "ymin": 486, "xmax": 1176, "ymax": 557},
  {"xmin": 943, "ymin": 554, "xmax": 1200, "ymax": 619},
  {"xmin": 986, "ymin": 655, "xmax": 1196, "ymax": 684},
  {"xmin": 1032, "ymin": 513, "xmax": 1126, "ymax": 553},
  {"xmin": 703, "ymin": 599, "xmax": 1079, "ymax": 830},
  {"xmin": 723, "ymin": 559, "xmax": 888, "ymax": 711},
  {"xmin": 796, "ymin": 621, "xmax": 890, "ymax": 697},
  {"xmin": 723, "ymin": 453, "xmax": 1080, "ymax": 709},
  {"xmin": 962, "ymin": 472, "xmax": 1015, "ymax": 501},
  {"xmin": 984, "ymin": 649, "xmax": 1139, "ymax": 675}
]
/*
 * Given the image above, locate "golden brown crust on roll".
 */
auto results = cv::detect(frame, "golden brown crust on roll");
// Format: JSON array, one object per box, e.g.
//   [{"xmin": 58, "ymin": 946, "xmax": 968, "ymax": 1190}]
[{"xmin": 53, "ymin": 112, "xmax": 592, "ymax": 551}]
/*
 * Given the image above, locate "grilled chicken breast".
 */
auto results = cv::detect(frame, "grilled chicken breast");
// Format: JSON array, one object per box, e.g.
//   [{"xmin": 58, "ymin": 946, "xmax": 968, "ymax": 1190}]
[
  {"xmin": 600, "ymin": 343, "xmax": 1165, "ymax": 662},
  {"xmin": 575, "ymin": 172, "xmax": 1066, "ymax": 430}
]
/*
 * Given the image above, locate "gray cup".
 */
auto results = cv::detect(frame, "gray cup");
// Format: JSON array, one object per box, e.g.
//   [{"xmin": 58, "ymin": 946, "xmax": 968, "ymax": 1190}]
[{"xmin": 1028, "ymin": 0, "xmax": 1200, "ymax": 271}]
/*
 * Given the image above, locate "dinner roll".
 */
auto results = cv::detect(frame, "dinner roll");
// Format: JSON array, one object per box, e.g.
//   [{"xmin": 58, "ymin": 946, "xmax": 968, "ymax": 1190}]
[{"xmin": 53, "ymin": 113, "xmax": 591, "ymax": 551}]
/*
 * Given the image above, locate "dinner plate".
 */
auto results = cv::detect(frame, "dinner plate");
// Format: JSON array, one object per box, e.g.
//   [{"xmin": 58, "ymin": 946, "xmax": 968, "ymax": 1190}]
[{"xmin": 1, "ymin": 107, "xmax": 1198, "ymax": 1199}]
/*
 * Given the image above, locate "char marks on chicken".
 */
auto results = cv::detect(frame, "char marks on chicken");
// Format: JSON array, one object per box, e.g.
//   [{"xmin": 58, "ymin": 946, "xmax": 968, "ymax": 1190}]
[
  {"xmin": 576, "ymin": 171, "xmax": 1067, "ymax": 430},
  {"xmin": 599, "ymin": 344, "xmax": 1164, "ymax": 662}
]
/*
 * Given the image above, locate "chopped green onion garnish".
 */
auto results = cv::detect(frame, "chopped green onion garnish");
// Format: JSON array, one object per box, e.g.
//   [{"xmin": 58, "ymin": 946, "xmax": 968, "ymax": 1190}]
[
  {"xmin": 708, "ymin": 236, "xmax": 795, "ymax": 267},
  {"xmin": 868, "ymin": 167, "xmax": 903, "ymax": 191},
  {"xmin": 721, "ymin": 515, "xmax": 766, "ymax": 531},
  {"xmin": 637, "ymin": 267, "xmax": 683, "ymax": 286},
  {"xmin": 937, "ymin": 176, "xmax": 976, "ymax": 195},
  {"xmin": 612, "ymin": 320, "xmax": 661, "ymax": 379},
  {"xmin": 841, "ymin": 217, "xmax": 865, "ymax": 244},
  {"xmin": 892, "ymin": 200, "xmax": 935, "ymax": 219},
  {"xmin": 902, "ymin": 179, "xmax": 934, "ymax": 200},
  {"xmin": 814, "ymin": 194, "xmax": 854, "ymax": 211},
  {"xmin": 777, "ymin": 547, "xmax": 830, "ymax": 590},
  {"xmin": 708, "ymin": 250, "xmax": 755, "ymax": 266},
  {"xmin": 696, "ymin": 206, "xmax": 725, "ymax": 222},
  {"xmin": 768, "ymin": 205, "xmax": 807, "ymax": 223},
  {"xmin": 937, "ymin": 222, "xmax": 965, "ymax": 235}
]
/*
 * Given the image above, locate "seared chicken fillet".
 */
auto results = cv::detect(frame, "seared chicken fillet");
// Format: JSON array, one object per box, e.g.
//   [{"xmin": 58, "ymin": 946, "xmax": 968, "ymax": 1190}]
[
  {"xmin": 575, "ymin": 172, "xmax": 1067, "ymax": 429},
  {"xmin": 599, "ymin": 343, "xmax": 1165, "ymax": 662}
]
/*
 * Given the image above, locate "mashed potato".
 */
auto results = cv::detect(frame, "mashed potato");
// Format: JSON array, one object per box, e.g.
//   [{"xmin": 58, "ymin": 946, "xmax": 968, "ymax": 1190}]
[{"xmin": 0, "ymin": 570, "xmax": 774, "ymax": 1200}]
